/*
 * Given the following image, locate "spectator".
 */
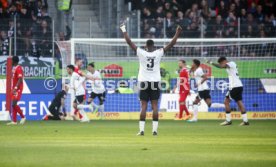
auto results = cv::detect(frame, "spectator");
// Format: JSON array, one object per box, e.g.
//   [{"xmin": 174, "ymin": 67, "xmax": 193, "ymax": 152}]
[
  {"xmin": 33, "ymin": 0, "xmax": 48, "ymax": 18},
  {"xmin": 8, "ymin": 3, "xmax": 19, "ymax": 18},
  {"xmin": 176, "ymin": 10, "xmax": 185, "ymax": 26},
  {"xmin": 229, "ymin": 3, "xmax": 238, "ymax": 16},
  {"xmin": 154, "ymin": 17, "xmax": 164, "ymax": 38},
  {"xmin": 142, "ymin": 7, "xmax": 154, "ymax": 19},
  {"xmin": 37, "ymin": 20, "xmax": 52, "ymax": 57},
  {"xmin": 200, "ymin": 0, "xmax": 214, "ymax": 19},
  {"xmin": 171, "ymin": 0, "xmax": 181, "ymax": 16},
  {"xmin": 206, "ymin": 14, "xmax": 224, "ymax": 37},
  {"xmin": 240, "ymin": 8, "xmax": 247, "ymax": 23},
  {"xmin": 233, "ymin": 0, "xmax": 246, "ymax": 16},
  {"xmin": 155, "ymin": 6, "xmax": 165, "ymax": 19},
  {"xmin": 241, "ymin": 25, "xmax": 255, "ymax": 37},
  {"xmin": 216, "ymin": 0, "xmax": 228, "ymax": 18},
  {"xmin": 245, "ymin": 13, "xmax": 258, "ymax": 28},
  {"xmin": 165, "ymin": 11, "xmax": 174, "ymax": 37},
  {"xmin": 247, "ymin": 1, "xmax": 257, "ymax": 14},
  {"xmin": 163, "ymin": 2, "xmax": 172, "ymax": 14},
  {"xmin": 58, "ymin": 25, "xmax": 71, "ymax": 41},
  {"xmin": 40, "ymin": 6, "xmax": 51, "ymax": 24},
  {"xmin": 254, "ymin": 5, "xmax": 264, "ymax": 23},
  {"xmin": 0, "ymin": 31, "xmax": 9, "ymax": 56},
  {"xmin": 263, "ymin": 15, "xmax": 274, "ymax": 37},
  {"xmin": 186, "ymin": 22, "xmax": 200, "ymax": 38}
]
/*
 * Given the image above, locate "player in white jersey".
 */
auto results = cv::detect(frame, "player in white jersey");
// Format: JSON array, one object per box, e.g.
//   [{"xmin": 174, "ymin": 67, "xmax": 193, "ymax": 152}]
[
  {"xmin": 208, "ymin": 57, "xmax": 249, "ymax": 126},
  {"xmin": 120, "ymin": 23, "xmax": 182, "ymax": 136},
  {"xmin": 86, "ymin": 62, "xmax": 106, "ymax": 118},
  {"xmin": 188, "ymin": 59, "xmax": 224, "ymax": 122},
  {"xmin": 66, "ymin": 65, "xmax": 90, "ymax": 122}
]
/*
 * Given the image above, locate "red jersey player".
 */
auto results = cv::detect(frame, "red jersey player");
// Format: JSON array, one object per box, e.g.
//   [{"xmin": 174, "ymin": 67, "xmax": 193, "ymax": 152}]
[
  {"xmin": 74, "ymin": 58, "xmax": 83, "ymax": 76},
  {"xmin": 7, "ymin": 56, "xmax": 26, "ymax": 125},
  {"xmin": 174, "ymin": 60, "xmax": 192, "ymax": 120}
]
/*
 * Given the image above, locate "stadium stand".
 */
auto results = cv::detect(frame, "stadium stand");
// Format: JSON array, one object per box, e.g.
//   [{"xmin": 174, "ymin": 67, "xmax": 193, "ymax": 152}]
[
  {"xmin": 135, "ymin": 0, "xmax": 276, "ymax": 39},
  {"xmin": 0, "ymin": 0, "xmax": 53, "ymax": 57}
]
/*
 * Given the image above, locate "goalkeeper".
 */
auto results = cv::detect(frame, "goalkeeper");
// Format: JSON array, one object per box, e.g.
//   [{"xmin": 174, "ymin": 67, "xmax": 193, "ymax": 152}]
[{"xmin": 43, "ymin": 85, "xmax": 69, "ymax": 121}]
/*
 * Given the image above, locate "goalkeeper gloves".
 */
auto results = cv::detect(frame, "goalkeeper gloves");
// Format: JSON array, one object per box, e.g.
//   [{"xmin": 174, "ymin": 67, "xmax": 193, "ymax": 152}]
[{"xmin": 120, "ymin": 24, "xmax": 126, "ymax": 33}]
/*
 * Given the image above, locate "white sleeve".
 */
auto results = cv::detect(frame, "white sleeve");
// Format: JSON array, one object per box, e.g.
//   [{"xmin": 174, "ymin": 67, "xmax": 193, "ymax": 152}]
[
  {"xmin": 75, "ymin": 76, "xmax": 85, "ymax": 89},
  {"xmin": 70, "ymin": 74, "xmax": 75, "ymax": 89},
  {"xmin": 136, "ymin": 47, "xmax": 143, "ymax": 58},
  {"xmin": 226, "ymin": 62, "xmax": 235, "ymax": 68},
  {"xmin": 198, "ymin": 68, "xmax": 205, "ymax": 77},
  {"xmin": 94, "ymin": 72, "xmax": 102, "ymax": 86},
  {"xmin": 158, "ymin": 48, "xmax": 164, "ymax": 57}
]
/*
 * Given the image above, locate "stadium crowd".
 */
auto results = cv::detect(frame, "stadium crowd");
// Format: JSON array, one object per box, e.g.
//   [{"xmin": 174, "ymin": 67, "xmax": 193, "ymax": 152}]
[
  {"xmin": 134, "ymin": 0, "xmax": 276, "ymax": 38},
  {"xmin": 0, "ymin": 0, "xmax": 52, "ymax": 57}
]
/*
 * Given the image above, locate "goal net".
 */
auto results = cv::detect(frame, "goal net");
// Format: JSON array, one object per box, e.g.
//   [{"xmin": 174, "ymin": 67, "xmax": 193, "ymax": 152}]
[{"xmin": 56, "ymin": 38, "xmax": 276, "ymax": 120}]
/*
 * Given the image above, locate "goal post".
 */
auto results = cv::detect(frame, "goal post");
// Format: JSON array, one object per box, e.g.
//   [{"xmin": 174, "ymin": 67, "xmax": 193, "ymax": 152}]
[
  {"xmin": 5, "ymin": 56, "xmax": 12, "ymax": 112},
  {"xmin": 56, "ymin": 38, "xmax": 276, "ymax": 120}
]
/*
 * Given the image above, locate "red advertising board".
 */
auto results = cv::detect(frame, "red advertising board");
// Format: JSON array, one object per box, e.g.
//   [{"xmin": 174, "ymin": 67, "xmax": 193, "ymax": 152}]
[
  {"xmin": 103, "ymin": 64, "xmax": 123, "ymax": 78},
  {"xmin": 200, "ymin": 64, "xmax": 212, "ymax": 77}
]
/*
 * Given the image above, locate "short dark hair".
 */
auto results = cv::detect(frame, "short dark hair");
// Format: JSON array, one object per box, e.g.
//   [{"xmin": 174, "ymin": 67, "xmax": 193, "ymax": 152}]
[
  {"xmin": 12, "ymin": 56, "xmax": 19, "ymax": 64},
  {"xmin": 193, "ymin": 59, "xmax": 200, "ymax": 67},
  {"xmin": 146, "ymin": 39, "xmax": 154, "ymax": 47},
  {"xmin": 179, "ymin": 59, "xmax": 186, "ymax": 64},
  {"xmin": 67, "ymin": 65, "xmax": 75, "ymax": 71},
  {"xmin": 218, "ymin": 56, "xmax": 227, "ymax": 63},
  {"xmin": 88, "ymin": 62, "xmax": 95, "ymax": 68},
  {"xmin": 75, "ymin": 58, "xmax": 82, "ymax": 63}
]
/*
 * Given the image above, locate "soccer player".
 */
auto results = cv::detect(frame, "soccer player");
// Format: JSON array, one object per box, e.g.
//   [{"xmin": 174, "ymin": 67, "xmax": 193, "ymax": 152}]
[
  {"xmin": 86, "ymin": 62, "xmax": 106, "ymax": 118},
  {"xmin": 208, "ymin": 56, "xmax": 249, "ymax": 126},
  {"xmin": 7, "ymin": 56, "xmax": 26, "ymax": 125},
  {"xmin": 67, "ymin": 65, "xmax": 90, "ymax": 122},
  {"xmin": 73, "ymin": 58, "xmax": 84, "ymax": 119},
  {"xmin": 173, "ymin": 60, "xmax": 192, "ymax": 121},
  {"xmin": 43, "ymin": 85, "xmax": 69, "ymax": 121},
  {"xmin": 120, "ymin": 23, "xmax": 182, "ymax": 136},
  {"xmin": 188, "ymin": 59, "xmax": 224, "ymax": 122},
  {"xmin": 74, "ymin": 58, "xmax": 84, "ymax": 76}
]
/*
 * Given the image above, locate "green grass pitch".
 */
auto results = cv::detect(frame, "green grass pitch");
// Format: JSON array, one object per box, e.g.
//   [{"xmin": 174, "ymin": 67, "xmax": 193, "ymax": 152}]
[{"xmin": 0, "ymin": 120, "xmax": 276, "ymax": 167}]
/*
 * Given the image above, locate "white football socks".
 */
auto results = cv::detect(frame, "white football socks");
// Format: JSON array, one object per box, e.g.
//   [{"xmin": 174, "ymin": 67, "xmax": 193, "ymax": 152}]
[
  {"xmin": 99, "ymin": 104, "xmax": 104, "ymax": 118},
  {"xmin": 139, "ymin": 121, "xmax": 145, "ymax": 132},
  {"xmin": 78, "ymin": 108, "xmax": 89, "ymax": 121},
  {"xmin": 152, "ymin": 121, "xmax": 158, "ymax": 133},
  {"xmin": 226, "ymin": 113, "xmax": 231, "ymax": 122},
  {"xmin": 242, "ymin": 113, "xmax": 248, "ymax": 122},
  {"xmin": 193, "ymin": 105, "xmax": 198, "ymax": 120}
]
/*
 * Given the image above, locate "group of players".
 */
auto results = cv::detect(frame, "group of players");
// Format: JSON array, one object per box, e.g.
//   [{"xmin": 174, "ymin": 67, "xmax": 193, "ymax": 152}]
[
  {"xmin": 42, "ymin": 59, "xmax": 106, "ymax": 122},
  {"xmin": 120, "ymin": 23, "xmax": 249, "ymax": 136},
  {"xmin": 6, "ymin": 24, "xmax": 249, "ymax": 136},
  {"xmin": 7, "ymin": 56, "xmax": 106, "ymax": 124}
]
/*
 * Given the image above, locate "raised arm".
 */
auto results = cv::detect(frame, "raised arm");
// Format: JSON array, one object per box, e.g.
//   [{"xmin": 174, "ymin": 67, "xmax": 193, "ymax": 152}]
[
  {"xmin": 163, "ymin": 25, "xmax": 182, "ymax": 53},
  {"xmin": 207, "ymin": 60, "xmax": 229, "ymax": 69},
  {"xmin": 120, "ymin": 24, "xmax": 137, "ymax": 52}
]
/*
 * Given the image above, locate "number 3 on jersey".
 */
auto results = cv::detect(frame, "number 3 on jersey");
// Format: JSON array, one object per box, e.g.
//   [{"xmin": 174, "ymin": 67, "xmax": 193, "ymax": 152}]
[{"xmin": 147, "ymin": 58, "xmax": 154, "ymax": 70}]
